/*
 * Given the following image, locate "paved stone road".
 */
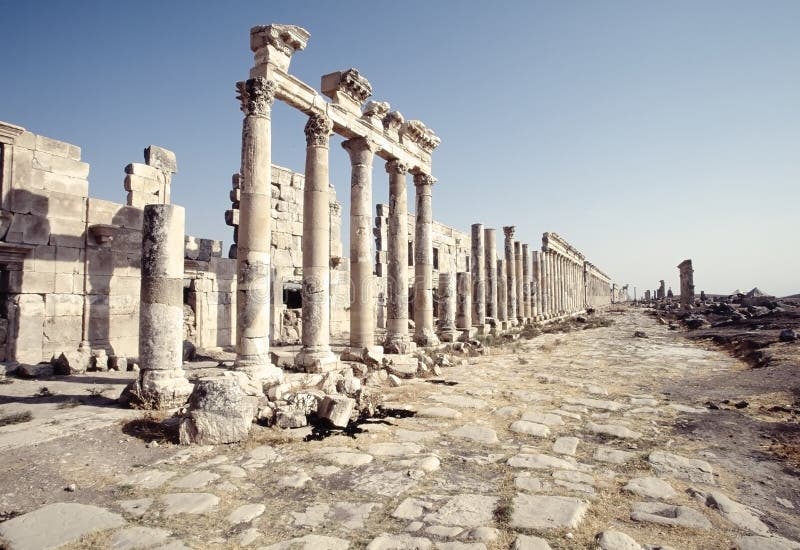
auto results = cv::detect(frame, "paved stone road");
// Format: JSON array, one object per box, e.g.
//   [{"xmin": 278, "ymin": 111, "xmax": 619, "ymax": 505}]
[{"xmin": 1, "ymin": 310, "xmax": 798, "ymax": 549}]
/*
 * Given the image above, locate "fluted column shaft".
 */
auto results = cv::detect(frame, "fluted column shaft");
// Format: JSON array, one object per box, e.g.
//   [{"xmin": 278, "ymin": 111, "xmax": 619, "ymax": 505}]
[
  {"xmin": 235, "ymin": 77, "xmax": 276, "ymax": 379},
  {"xmin": 522, "ymin": 244, "xmax": 531, "ymax": 320},
  {"xmin": 484, "ymin": 228, "xmax": 498, "ymax": 319},
  {"xmin": 456, "ymin": 272, "xmax": 472, "ymax": 329},
  {"xmin": 471, "ymin": 224, "xmax": 485, "ymax": 325},
  {"xmin": 514, "ymin": 241, "xmax": 524, "ymax": 322},
  {"xmin": 296, "ymin": 113, "xmax": 336, "ymax": 370},
  {"xmin": 343, "ymin": 138, "xmax": 378, "ymax": 349},
  {"xmin": 497, "ymin": 259, "xmax": 508, "ymax": 322},
  {"xmin": 413, "ymin": 173, "xmax": 438, "ymax": 346},
  {"xmin": 503, "ymin": 227, "xmax": 517, "ymax": 322},
  {"xmin": 384, "ymin": 160, "xmax": 410, "ymax": 352}
]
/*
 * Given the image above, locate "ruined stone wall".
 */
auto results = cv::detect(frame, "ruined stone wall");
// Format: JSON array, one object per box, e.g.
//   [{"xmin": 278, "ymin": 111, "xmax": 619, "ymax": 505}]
[
  {"xmin": 225, "ymin": 164, "xmax": 347, "ymax": 345},
  {"xmin": 0, "ymin": 121, "xmax": 236, "ymax": 365}
]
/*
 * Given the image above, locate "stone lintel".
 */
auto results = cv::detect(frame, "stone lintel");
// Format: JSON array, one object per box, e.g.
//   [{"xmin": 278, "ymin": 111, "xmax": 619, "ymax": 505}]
[
  {"xmin": 262, "ymin": 69, "xmax": 432, "ymax": 173},
  {"xmin": 0, "ymin": 121, "xmax": 25, "ymax": 144}
]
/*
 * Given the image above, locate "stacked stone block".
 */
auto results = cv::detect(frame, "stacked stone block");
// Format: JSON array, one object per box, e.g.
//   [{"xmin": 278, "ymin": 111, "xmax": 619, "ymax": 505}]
[{"xmin": 124, "ymin": 146, "xmax": 176, "ymax": 207}]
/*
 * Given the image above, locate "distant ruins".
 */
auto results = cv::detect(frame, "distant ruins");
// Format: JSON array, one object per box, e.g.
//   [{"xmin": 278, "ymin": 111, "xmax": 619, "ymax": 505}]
[{"xmin": 0, "ymin": 23, "xmax": 627, "ymax": 413}]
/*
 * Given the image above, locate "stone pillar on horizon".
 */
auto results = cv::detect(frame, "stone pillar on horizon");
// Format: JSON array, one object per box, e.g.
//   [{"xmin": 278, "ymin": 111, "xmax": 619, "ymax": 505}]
[
  {"xmin": 497, "ymin": 259, "xmax": 508, "ymax": 325},
  {"xmin": 678, "ymin": 259, "xmax": 695, "ymax": 310}
]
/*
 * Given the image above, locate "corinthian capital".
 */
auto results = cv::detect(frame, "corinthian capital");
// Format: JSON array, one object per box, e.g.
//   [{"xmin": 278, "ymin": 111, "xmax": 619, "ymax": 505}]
[
  {"xmin": 385, "ymin": 159, "xmax": 408, "ymax": 175},
  {"xmin": 503, "ymin": 226, "xmax": 516, "ymax": 239},
  {"xmin": 236, "ymin": 77, "xmax": 276, "ymax": 116},
  {"xmin": 413, "ymin": 173, "xmax": 436, "ymax": 187},
  {"xmin": 304, "ymin": 113, "xmax": 333, "ymax": 147}
]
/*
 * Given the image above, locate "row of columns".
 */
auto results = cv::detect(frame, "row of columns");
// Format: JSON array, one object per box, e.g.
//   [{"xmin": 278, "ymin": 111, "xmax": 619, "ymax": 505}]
[
  {"xmin": 234, "ymin": 76, "xmax": 441, "ymax": 375},
  {"xmin": 537, "ymin": 250, "xmax": 586, "ymax": 319}
]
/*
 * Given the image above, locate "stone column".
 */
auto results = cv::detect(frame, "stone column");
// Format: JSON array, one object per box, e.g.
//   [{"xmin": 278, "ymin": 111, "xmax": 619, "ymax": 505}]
[
  {"xmin": 548, "ymin": 251, "xmax": 556, "ymax": 317},
  {"xmin": 522, "ymin": 244, "xmax": 531, "ymax": 321},
  {"xmin": 438, "ymin": 272, "xmax": 458, "ymax": 342},
  {"xmin": 514, "ymin": 241, "xmax": 524, "ymax": 323},
  {"xmin": 296, "ymin": 113, "xmax": 337, "ymax": 372},
  {"xmin": 503, "ymin": 226, "xmax": 517, "ymax": 323},
  {"xmin": 342, "ymin": 137, "xmax": 379, "ymax": 352},
  {"xmin": 413, "ymin": 173, "xmax": 439, "ymax": 346},
  {"xmin": 137, "ymin": 204, "xmax": 192, "ymax": 408},
  {"xmin": 234, "ymin": 77, "xmax": 281, "ymax": 381},
  {"xmin": 678, "ymin": 259, "xmax": 694, "ymax": 310},
  {"xmin": 484, "ymin": 228, "xmax": 498, "ymax": 319},
  {"xmin": 470, "ymin": 223, "xmax": 485, "ymax": 326},
  {"xmin": 455, "ymin": 272, "xmax": 472, "ymax": 330},
  {"xmin": 384, "ymin": 160, "xmax": 410, "ymax": 353},
  {"xmin": 497, "ymin": 259, "xmax": 508, "ymax": 324},
  {"xmin": 533, "ymin": 251, "xmax": 542, "ymax": 319}
]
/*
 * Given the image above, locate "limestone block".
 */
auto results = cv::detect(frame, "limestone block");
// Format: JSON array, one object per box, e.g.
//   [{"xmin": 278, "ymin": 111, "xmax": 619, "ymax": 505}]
[
  {"xmin": 45, "ymin": 293, "xmax": 84, "ymax": 317},
  {"xmin": 7, "ymin": 271, "xmax": 55, "ymax": 294},
  {"xmin": 37, "ymin": 171, "xmax": 89, "ymax": 196},
  {"xmin": 125, "ymin": 162, "xmax": 166, "ymax": 181},
  {"xmin": 8, "ymin": 187, "xmax": 49, "ymax": 216},
  {"xmin": 124, "ymin": 174, "xmax": 162, "ymax": 194},
  {"xmin": 49, "ymin": 192, "xmax": 87, "ymax": 221},
  {"xmin": 48, "ymin": 217, "xmax": 85, "ymax": 248},
  {"xmin": 127, "ymin": 192, "xmax": 151, "ymax": 208},
  {"xmin": 31, "ymin": 244, "xmax": 56, "ymax": 273},
  {"xmin": 10, "ymin": 147, "xmax": 37, "ymax": 190},
  {"xmin": 55, "ymin": 246, "xmax": 83, "ymax": 274},
  {"xmin": 13, "ymin": 130, "xmax": 36, "ymax": 149},
  {"xmin": 18, "ymin": 362, "xmax": 54, "ymax": 377},
  {"xmin": 144, "ymin": 145, "xmax": 177, "ymax": 173},
  {"xmin": 35, "ymin": 134, "xmax": 81, "ymax": 160},
  {"xmin": 44, "ymin": 315, "xmax": 83, "ymax": 345},
  {"xmin": 317, "ymin": 395, "xmax": 355, "ymax": 428},
  {"xmin": 54, "ymin": 270, "xmax": 78, "ymax": 292},
  {"xmin": 8, "ymin": 294, "xmax": 44, "ymax": 364},
  {"xmin": 52, "ymin": 349, "xmax": 92, "ymax": 374},
  {"xmin": 6, "ymin": 213, "xmax": 50, "ymax": 244},
  {"xmin": 31, "ymin": 150, "xmax": 90, "ymax": 179},
  {"xmin": 178, "ymin": 377, "xmax": 257, "ymax": 445}
]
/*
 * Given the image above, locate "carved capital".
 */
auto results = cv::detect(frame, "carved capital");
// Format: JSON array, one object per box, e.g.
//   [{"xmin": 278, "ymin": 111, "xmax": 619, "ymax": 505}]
[
  {"xmin": 304, "ymin": 113, "xmax": 333, "ymax": 147},
  {"xmin": 342, "ymin": 137, "xmax": 378, "ymax": 165},
  {"xmin": 400, "ymin": 120, "xmax": 441, "ymax": 152},
  {"xmin": 413, "ymin": 173, "xmax": 436, "ymax": 187},
  {"xmin": 503, "ymin": 226, "xmax": 516, "ymax": 239},
  {"xmin": 382, "ymin": 111, "xmax": 405, "ymax": 133},
  {"xmin": 236, "ymin": 77, "xmax": 276, "ymax": 116},
  {"xmin": 385, "ymin": 159, "xmax": 408, "ymax": 175},
  {"xmin": 339, "ymin": 68, "xmax": 372, "ymax": 102},
  {"xmin": 363, "ymin": 101, "xmax": 390, "ymax": 118},
  {"xmin": 250, "ymin": 24, "xmax": 309, "ymax": 55}
]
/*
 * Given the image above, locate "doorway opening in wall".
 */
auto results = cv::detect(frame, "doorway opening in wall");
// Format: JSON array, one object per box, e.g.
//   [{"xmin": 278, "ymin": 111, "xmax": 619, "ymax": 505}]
[
  {"xmin": 283, "ymin": 282, "xmax": 302, "ymax": 309},
  {"xmin": 465, "ymin": 256, "xmax": 470, "ymax": 272},
  {"xmin": 433, "ymin": 248, "xmax": 439, "ymax": 270},
  {"xmin": 408, "ymin": 242, "xmax": 414, "ymax": 266}
]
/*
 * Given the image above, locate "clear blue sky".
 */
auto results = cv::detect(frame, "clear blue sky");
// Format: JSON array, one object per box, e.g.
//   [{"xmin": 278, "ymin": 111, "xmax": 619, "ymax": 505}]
[{"xmin": 2, "ymin": 1, "xmax": 798, "ymax": 296}]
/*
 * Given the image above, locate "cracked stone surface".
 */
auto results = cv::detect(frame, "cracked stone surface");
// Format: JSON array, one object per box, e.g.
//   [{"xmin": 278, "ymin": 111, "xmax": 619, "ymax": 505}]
[{"xmin": 1, "ymin": 310, "xmax": 797, "ymax": 549}]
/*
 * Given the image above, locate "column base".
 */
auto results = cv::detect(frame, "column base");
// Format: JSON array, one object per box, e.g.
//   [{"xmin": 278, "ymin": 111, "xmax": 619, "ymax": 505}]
[
  {"xmin": 383, "ymin": 335, "xmax": 416, "ymax": 355},
  {"xmin": 499, "ymin": 321, "xmax": 511, "ymax": 331},
  {"xmin": 414, "ymin": 328, "xmax": 440, "ymax": 347},
  {"xmin": 342, "ymin": 345, "xmax": 385, "ymax": 368},
  {"xmin": 437, "ymin": 330, "xmax": 460, "ymax": 343},
  {"xmin": 235, "ymin": 363, "xmax": 285, "ymax": 385},
  {"xmin": 129, "ymin": 369, "xmax": 193, "ymax": 410},
  {"xmin": 295, "ymin": 348, "xmax": 339, "ymax": 373},
  {"xmin": 458, "ymin": 327, "xmax": 478, "ymax": 340},
  {"xmin": 473, "ymin": 323, "xmax": 490, "ymax": 336}
]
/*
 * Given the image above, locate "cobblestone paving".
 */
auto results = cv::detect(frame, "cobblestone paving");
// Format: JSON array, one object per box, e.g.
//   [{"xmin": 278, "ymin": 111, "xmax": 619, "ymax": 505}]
[{"xmin": 1, "ymin": 310, "xmax": 798, "ymax": 549}]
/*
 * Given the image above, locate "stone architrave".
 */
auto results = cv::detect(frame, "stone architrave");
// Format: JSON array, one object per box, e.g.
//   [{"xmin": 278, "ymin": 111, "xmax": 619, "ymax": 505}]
[
  {"xmin": 455, "ymin": 272, "xmax": 472, "ymax": 330},
  {"xmin": 503, "ymin": 226, "xmax": 517, "ymax": 322},
  {"xmin": 412, "ymin": 172, "xmax": 439, "ymax": 346},
  {"xmin": 296, "ymin": 113, "xmax": 337, "ymax": 372},
  {"xmin": 234, "ymin": 77, "xmax": 282, "ymax": 382},
  {"xmin": 678, "ymin": 259, "xmax": 694, "ymax": 309},
  {"xmin": 515, "ymin": 241, "xmax": 524, "ymax": 322},
  {"xmin": 343, "ymin": 137, "xmax": 379, "ymax": 351},
  {"xmin": 522, "ymin": 244, "xmax": 531, "ymax": 320},
  {"xmin": 497, "ymin": 259, "xmax": 508, "ymax": 323},
  {"xmin": 438, "ymin": 272, "xmax": 458, "ymax": 342},
  {"xmin": 384, "ymin": 160, "xmax": 411, "ymax": 353},
  {"xmin": 470, "ymin": 224, "xmax": 485, "ymax": 326},
  {"xmin": 136, "ymin": 204, "xmax": 192, "ymax": 408},
  {"xmin": 484, "ymin": 228, "xmax": 498, "ymax": 319}
]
